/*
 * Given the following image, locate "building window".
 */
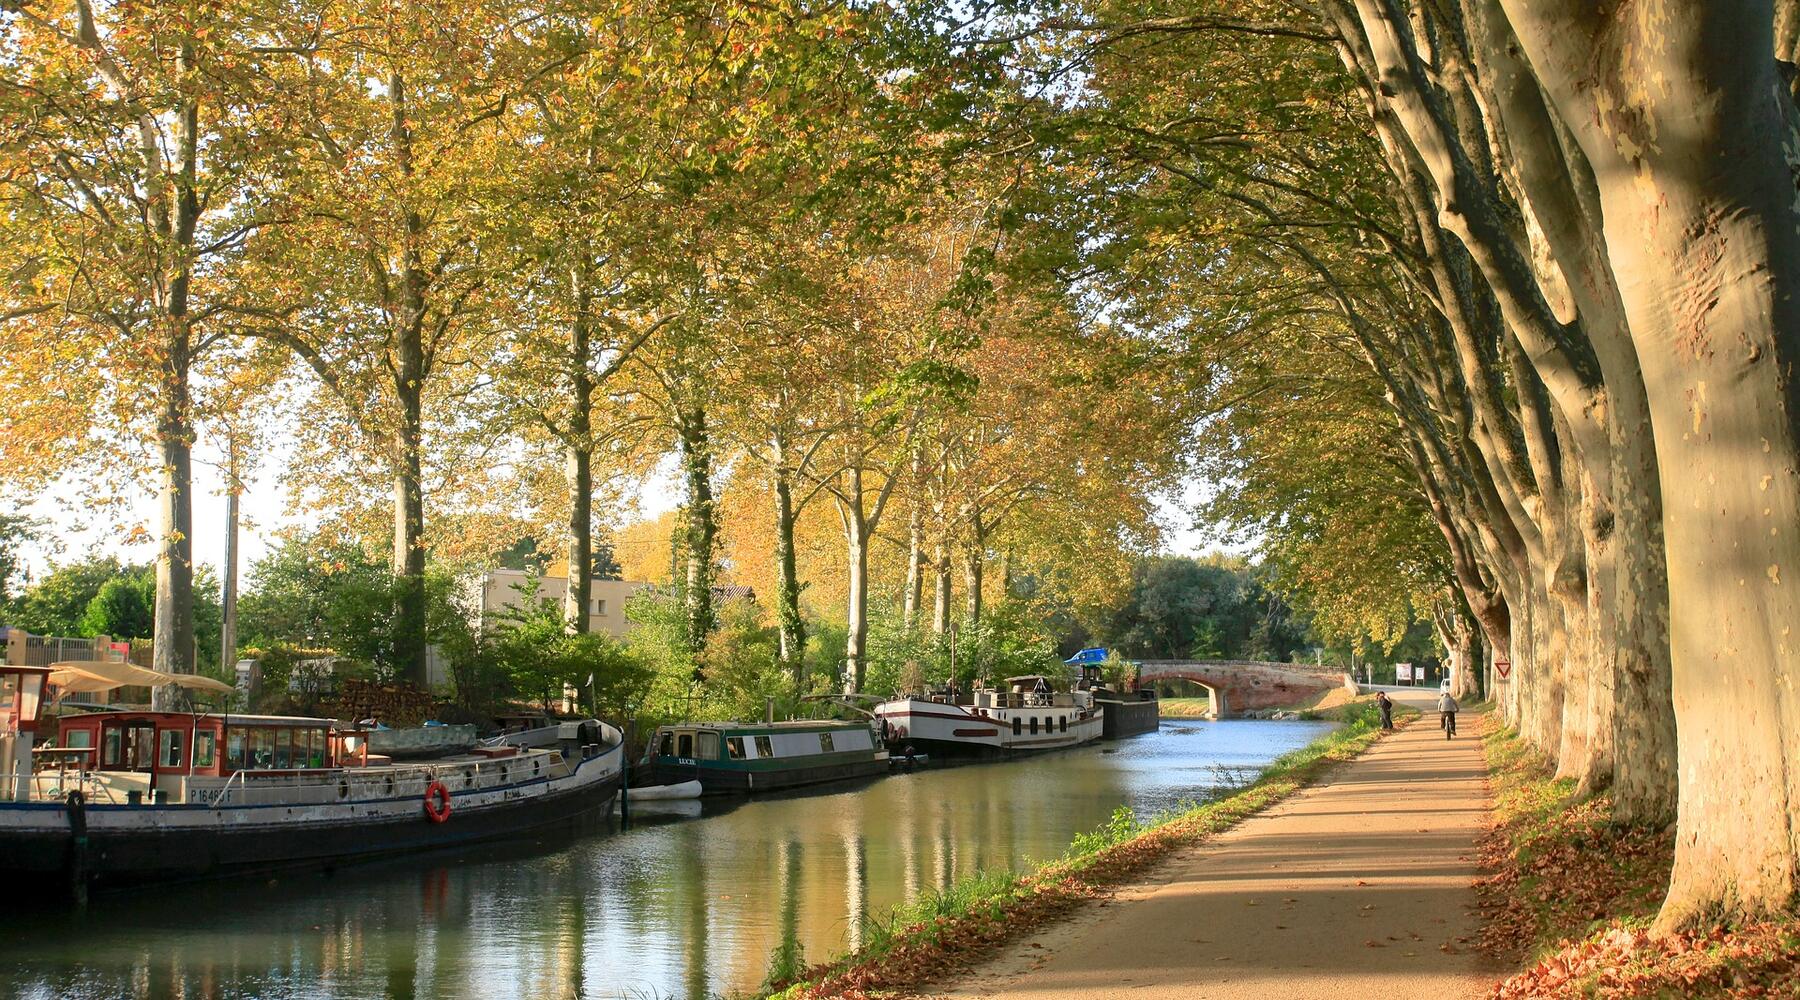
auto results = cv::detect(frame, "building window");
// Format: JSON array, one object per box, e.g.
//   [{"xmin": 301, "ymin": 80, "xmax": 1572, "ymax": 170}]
[
  {"xmin": 159, "ymin": 729, "xmax": 184, "ymax": 768},
  {"xmin": 818, "ymin": 733, "xmax": 835, "ymax": 753},
  {"xmin": 195, "ymin": 732, "xmax": 216, "ymax": 769},
  {"xmin": 726, "ymin": 737, "xmax": 746, "ymax": 760},
  {"xmin": 596, "ymin": 599, "xmax": 608, "ymax": 615},
  {"xmin": 755, "ymin": 736, "xmax": 774, "ymax": 758},
  {"xmin": 590, "ymin": 599, "xmax": 599, "ymax": 614}
]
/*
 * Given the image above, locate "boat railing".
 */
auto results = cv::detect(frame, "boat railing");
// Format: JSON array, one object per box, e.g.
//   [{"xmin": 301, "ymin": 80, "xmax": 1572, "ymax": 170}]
[
  {"xmin": 27, "ymin": 771, "xmax": 123, "ymax": 805},
  {"xmin": 206, "ymin": 769, "xmax": 248, "ymax": 806},
  {"xmin": 188, "ymin": 748, "xmax": 580, "ymax": 808}
]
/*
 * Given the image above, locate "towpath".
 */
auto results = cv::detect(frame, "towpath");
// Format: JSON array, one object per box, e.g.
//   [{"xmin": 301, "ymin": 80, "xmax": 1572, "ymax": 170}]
[{"xmin": 932, "ymin": 691, "xmax": 1495, "ymax": 1000}]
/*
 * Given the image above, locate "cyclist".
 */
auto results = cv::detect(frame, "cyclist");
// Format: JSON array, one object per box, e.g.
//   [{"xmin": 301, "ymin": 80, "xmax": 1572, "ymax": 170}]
[{"xmin": 1437, "ymin": 690, "xmax": 1460, "ymax": 739}]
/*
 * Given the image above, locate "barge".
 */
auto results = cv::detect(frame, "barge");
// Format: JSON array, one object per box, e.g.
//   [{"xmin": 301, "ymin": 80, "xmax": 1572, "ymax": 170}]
[
  {"xmin": 873, "ymin": 674, "xmax": 1104, "ymax": 760},
  {"xmin": 0, "ymin": 663, "xmax": 624, "ymax": 893},
  {"xmin": 636, "ymin": 719, "xmax": 889, "ymax": 794}
]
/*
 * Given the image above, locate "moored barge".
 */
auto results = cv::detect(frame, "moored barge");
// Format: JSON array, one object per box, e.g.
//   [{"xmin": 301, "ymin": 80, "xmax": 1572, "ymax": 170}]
[
  {"xmin": 0, "ymin": 664, "xmax": 624, "ymax": 892},
  {"xmin": 636, "ymin": 719, "xmax": 888, "ymax": 794},
  {"xmin": 873, "ymin": 674, "xmax": 1104, "ymax": 760}
]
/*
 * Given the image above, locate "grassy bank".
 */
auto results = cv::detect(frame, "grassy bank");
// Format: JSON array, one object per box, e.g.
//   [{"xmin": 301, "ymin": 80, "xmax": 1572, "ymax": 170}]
[
  {"xmin": 1477, "ymin": 724, "xmax": 1800, "ymax": 998},
  {"xmin": 1157, "ymin": 696, "xmax": 1215, "ymax": 718},
  {"xmin": 761, "ymin": 700, "xmax": 1405, "ymax": 999}
]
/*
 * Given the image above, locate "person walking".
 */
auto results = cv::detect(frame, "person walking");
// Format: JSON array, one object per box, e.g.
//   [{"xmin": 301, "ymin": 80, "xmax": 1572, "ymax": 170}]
[
  {"xmin": 1437, "ymin": 691, "xmax": 1459, "ymax": 739},
  {"xmin": 1376, "ymin": 691, "xmax": 1394, "ymax": 730}
]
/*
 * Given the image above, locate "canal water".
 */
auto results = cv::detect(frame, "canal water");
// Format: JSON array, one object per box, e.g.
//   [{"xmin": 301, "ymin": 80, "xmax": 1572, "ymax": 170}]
[{"xmin": 0, "ymin": 718, "xmax": 1334, "ymax": 1000}]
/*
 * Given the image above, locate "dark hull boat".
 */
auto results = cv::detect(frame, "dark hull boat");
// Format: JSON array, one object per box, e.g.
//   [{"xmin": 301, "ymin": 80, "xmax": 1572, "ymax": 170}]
[
  {"xmin": 1095, "ymin": 690, "xmax": 1160, "ymax": 739},
  {"xmin": 636, "ymin": 720, "xmax": 889, "ymax": 795},
  {"xmin": 1, "ymin": 683, "xmax": 624, "ymax": 893}
]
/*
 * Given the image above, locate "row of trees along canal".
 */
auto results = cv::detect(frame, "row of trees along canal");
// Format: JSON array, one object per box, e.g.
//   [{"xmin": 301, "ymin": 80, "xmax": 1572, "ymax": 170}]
[
  {"xmin": 10, "ymin": 0, "xmax": 1799, "ymax": 935},
  {"xmin": 0, "ymin": 5, "xmax": 1195, "ymax": 709},
  {"xmin": 932, "ymin": 0, "xmax": 1800, "ymax": 933}
]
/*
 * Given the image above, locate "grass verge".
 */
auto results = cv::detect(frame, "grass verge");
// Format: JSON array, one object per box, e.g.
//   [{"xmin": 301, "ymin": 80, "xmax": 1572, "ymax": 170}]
[
  {"xmin": 761, "ymin": 700, "xmax": 1408, "ymax": 999},
  {"xmin": 1477, "ymin": 723, "xmax": 1800, "ymax": 997},
  {"xmin": 1156, "ymin": 696, "xmax": 1215, "ymax": 718}
]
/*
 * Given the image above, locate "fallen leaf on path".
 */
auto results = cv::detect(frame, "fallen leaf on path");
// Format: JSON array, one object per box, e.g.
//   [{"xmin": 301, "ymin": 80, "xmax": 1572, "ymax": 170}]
[{"xmin": 1365, "ymin": 940, "xmax": 1386, "ymax": 948}]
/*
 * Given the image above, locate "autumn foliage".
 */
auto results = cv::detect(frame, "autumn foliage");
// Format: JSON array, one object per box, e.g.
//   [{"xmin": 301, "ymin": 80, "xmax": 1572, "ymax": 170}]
[{"xmin": 1476, "ymin": 723, "xmax": 1800, "ymax": 998}]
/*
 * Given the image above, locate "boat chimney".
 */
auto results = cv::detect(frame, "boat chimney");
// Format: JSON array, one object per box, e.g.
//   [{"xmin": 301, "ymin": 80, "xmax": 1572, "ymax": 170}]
[{"xmin": 765, "ymin": 696, "xmax": 775, "ymax": 725}]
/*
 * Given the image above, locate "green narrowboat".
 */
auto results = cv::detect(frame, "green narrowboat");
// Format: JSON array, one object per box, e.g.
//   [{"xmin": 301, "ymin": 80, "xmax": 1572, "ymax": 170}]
[{"xmin": 636, "ymin": 720, "xmax": 889, "ymax": 795}]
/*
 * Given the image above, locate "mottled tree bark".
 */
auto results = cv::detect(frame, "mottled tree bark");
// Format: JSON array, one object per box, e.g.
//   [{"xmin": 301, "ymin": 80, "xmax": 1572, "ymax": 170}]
[{"xmin": 1503, "ymin": 0, "xmax": 1800, "ymax": 927}]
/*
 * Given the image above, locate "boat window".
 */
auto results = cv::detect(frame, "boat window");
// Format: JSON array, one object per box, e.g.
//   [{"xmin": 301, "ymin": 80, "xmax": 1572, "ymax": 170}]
[
  {"xmin": 818, "ymin": 732, "xmax": 835, "ymax": 753},
  {"xmin": 1061, "ymin": 716, "xmax": 1068, "ymax": 733},
  {"xmin": 658, "ymin": 732, "xmax": 675, "ymax": 758},
  {"xmin": 252, "ymin": 728, "xmax": 275, "ymax": 769},
  {"xmin": 65, "ymin": 730, "xmax": 92, "ymax": 750},
  {"xmin": 227, "ymin": 730, "xmax": 247, "ymax": 771},
  {"xmin": 755, "ymin": 736, "xmax": 773, "ymax": 758},
  {"xmin": 310, "ymin": 729, "xmax": 327, "ymax": 767},
  {"xmin": 697, "ymin": 732, "xmax": 721, "ymax": 760},
  {"xmin": 1012, "ymin": 717, "xmax": 1021, "ymax": 736},
  {"xmin": 274, "ymin": 728, "xmax": 293, "ymax": 769},
  {"xmin": 159, "ymin": 729, "xmax": 184, "ymax": 768},
  {"xmin": 1032, "ymin": 717, "xmax": 1041, "ymax": 735},
  {"xmin": 676, "ymin": 733, "xmax": 693, "ymax": 759},
  {"xmin": 195, "ymin": 731, "xmax": 216, "ymax": 769},
  {"xmin": 102, "ymin": 727, "xmax": 122, "ymax": 767},
  {"xmin": 726, "ymin": 737, "xmax": 746, "ymax": 760}
]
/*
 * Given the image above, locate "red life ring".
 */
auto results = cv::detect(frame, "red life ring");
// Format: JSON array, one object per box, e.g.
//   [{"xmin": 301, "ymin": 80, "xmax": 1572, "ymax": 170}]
[{"xmin": 423, "ymin": 781, "xmax": 452, "ymax": 823}]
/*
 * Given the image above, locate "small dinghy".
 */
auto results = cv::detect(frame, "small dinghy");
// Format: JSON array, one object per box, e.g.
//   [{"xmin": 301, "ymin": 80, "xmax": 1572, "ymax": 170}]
[{"xmin": 624, "ymin": 779, "xmax": 702, "ymax": 801}]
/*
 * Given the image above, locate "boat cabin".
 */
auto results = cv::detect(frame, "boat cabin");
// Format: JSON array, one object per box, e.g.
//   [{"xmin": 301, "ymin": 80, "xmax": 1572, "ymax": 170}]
[
  {"xmin": 640, "ymin": 719, "xmax": 887, "ymax": 793},
  {"xmin": 54, "ymin": 711, "xmax": 346, "ymax": 785},
  {"xmin": 646, "ymin": 720, "xmax": 877, "ymax": 766}
]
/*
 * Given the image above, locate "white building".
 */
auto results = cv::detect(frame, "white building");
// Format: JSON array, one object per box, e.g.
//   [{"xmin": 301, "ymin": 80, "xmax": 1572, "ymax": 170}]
[{"xmin": 469, "ymin": 569, "xmax": 652, "ymax": 637}]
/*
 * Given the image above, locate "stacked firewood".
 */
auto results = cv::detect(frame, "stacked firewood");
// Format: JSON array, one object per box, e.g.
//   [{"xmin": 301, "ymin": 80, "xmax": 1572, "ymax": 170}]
[{"xmin": 326, "ymin": 679, "xmax": 437, "ymax": 727}]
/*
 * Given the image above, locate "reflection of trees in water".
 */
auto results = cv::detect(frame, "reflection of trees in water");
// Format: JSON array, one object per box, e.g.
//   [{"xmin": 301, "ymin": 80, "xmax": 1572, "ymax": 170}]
[
  {"xmin": 761, "ymin": 836, "xmax": 805, "ymax": 989},
  {"xmin": 843, "ymin": 832, "xmax": 866, "ymax": 952}
]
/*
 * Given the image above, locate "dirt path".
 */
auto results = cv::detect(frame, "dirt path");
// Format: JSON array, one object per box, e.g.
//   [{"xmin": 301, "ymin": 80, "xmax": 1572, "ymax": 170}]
[{"xmin": 931, "ymin": 696, "xmax": 1495, "ymax": 1000}]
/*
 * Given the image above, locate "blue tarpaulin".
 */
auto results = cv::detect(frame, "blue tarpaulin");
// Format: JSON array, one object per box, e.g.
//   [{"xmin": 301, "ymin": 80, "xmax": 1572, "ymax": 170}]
[{"xmin": 1064, "ymin": 647, "xmax": 1109, "ymax": 665}]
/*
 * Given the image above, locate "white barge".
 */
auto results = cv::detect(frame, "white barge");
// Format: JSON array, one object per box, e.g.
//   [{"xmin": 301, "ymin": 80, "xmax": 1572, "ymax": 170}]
[{"xmin": 873, "ymin": 674, "xmax": 1104, "ymax": 760}]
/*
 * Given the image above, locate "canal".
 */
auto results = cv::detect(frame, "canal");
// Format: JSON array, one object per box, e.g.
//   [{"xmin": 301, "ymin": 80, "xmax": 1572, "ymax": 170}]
[{"xmin": 0, "ymin": 718, "xmax": 1335, "ymax": 999}]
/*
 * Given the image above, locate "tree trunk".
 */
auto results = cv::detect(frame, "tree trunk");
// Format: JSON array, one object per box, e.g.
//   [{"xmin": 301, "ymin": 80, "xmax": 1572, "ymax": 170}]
[
  {"xmin": 964, "ymin": 510, "xmax": 984, "ymax": 625},
  {"xmin": 903, "ymin": 506, "xmax": 923, "ymax": 630},
  {"xmin": 564, "ymin": 280, "xmax": 593, "ymax": 634},
  {"xmin": 843, "ymin": 465, "xmax": 870, "ymax": 693},
  {"xmin": 932, "ymin": 541, "xmax": 951, "ymax": 635},
  {"xmin": 678, "ymin": 404, "xmax": 717, "ymax": 649},
  {"xmin": 565, "ymin": 443, "xmax": 591, "ymax": 633},
  {"xmin": 388, "ymin": 68, "xmax": 429, "ymax": 688},
  {"xmin": 220, "ymin": 438, "xmax": 241, "ymax": 675},
  {"xmin": 391, "ymin": 423, "xmax": 427, "ymax": 686},
  {"xmin": 151, "ymin": 51, "xmax": 199, "ymax": 707},
  {"xmin": 1503, "ymin": 0, "xmax": 1800, "ymax": 926},
  {"xmin": 772, "ymin": 452, "xmax": 806, "ymax": 687}
]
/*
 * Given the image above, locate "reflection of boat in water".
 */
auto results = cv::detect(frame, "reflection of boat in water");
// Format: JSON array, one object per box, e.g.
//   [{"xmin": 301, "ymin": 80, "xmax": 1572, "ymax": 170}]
[
  {"xmin": 872, "ymin": 674, "xmax": 1104, "ymax": 761},
  {"xmin": 0, "ymin": 663, "xmax": 624, "ymax": 892},
  {"xmin": 635, "ymin": 720, "xmax": 889, "ymax": 795}
]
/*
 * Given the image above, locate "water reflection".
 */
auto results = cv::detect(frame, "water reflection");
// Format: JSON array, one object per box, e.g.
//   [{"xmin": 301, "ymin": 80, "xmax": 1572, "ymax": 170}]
[{"xmin": 0, "ymin": 719, "xmax": 1331, "ymax": 999}]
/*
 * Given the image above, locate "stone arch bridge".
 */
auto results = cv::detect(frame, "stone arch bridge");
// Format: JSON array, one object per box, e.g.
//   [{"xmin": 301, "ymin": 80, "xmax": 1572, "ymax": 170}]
[{"xmin": 1134, "ymin": 660, "xmax": 1350, "ymax": 719}]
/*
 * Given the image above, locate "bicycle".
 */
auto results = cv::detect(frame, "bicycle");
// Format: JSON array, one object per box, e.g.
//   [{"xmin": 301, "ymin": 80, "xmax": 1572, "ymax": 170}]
[{"xmin": 1441, "ymin": 711, "xmax": 1457, "ymax": 739}]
